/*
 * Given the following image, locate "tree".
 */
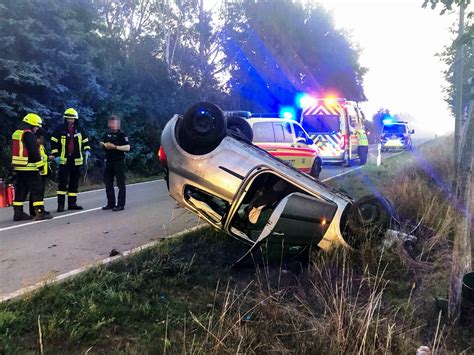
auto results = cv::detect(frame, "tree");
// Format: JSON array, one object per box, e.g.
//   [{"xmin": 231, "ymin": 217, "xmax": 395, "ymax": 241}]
[
  {"xmin": 220, "ymin": 0, "xmax": 366, "ymax": 112},
  {"xmin": 0, "ymin": 0, "xmax": 104, "ymax": 177},
  {"xmin": 424, "ymin": 0, "xmax": 473, "ymax": 319}
]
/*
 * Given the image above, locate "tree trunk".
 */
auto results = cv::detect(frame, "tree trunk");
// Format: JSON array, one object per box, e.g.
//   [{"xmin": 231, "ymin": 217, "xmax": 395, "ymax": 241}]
[
  {"xmin": 449, "ymin": 37, "xmax": 473, "ymax": 317},
  {"xmin": 452, "ymin": 4, "xmax": 465, "ymax": 192}
]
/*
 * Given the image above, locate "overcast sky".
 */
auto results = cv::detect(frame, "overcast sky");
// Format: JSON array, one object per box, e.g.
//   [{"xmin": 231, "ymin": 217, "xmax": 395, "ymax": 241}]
[
  {"xmin": 316, "ymin": 0, "xmax": 459, "ymax": 136},
  {"xmin": 205, "ymin": 0, "xmax": 462, "ymax": 136}
]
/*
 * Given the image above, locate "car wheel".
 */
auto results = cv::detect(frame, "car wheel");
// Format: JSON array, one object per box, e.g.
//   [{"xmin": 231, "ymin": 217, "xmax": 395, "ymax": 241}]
[
  {"xmin": 358, "ymin": 146, "xmax": 368, "ymax": 165},
  {"xmin": 310, "ymin": 157, "xmax": 322, "ymax": 179},
  {"xmin": 346, "ymin": 195, "xmax": 394, "ymax": 247},
  {"xmin": 177, "ymin": 102, "xmax": 226, "ymax": 155},
  {"xmin": 227, "ymin": 115, "xmax": 253, "ymax": 143}
]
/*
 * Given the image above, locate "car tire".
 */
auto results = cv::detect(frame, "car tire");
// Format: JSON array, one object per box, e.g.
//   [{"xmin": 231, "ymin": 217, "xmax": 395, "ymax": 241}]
[
  {"xmin": 358, "ymin": 146, "xmax": 368, "ymax": 165},
  {"xmin": 227, "ymin": 115, "xmax": 253, "ymax": 143},
  {"xmin": 346, "ymin": 195, "xmax": 394, "ymax": 247},
  {"xmin": 310, "ymin": 157, "xmax": 322, "ymax": 179},
  {"xmin": 177, "ymin": 102, "xmax": 226, "ymax": 155}
]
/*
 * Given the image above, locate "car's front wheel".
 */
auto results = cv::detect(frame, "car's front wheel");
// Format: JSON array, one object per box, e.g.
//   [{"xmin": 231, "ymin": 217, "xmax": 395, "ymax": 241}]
[
  {"xmin": 346, "ymin": 195, "xmax": 394, "ymax": 248},
  {"xmin": 177, "ymin": 102, "xmax": 226, "ymax": 155},
  {"xmin": 227, "ymin": 115, "xmax": 253, "ymax": 143}
]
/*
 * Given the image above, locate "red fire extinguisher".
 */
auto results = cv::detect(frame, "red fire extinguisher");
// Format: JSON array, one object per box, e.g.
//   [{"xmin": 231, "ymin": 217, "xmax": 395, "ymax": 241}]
[
  {"xmin": 6, "ymin": 184, "xmax": 15, "ymax": 207},
  {"xmin": 0, "ymin": 179, "xmax": 6, "ymax": 208}
]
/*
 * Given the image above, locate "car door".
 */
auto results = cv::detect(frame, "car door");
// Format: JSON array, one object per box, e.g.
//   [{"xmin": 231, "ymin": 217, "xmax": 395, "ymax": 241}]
[{"xmin": 291, "ymin": 122, "xmax": 316, "ymax": 172}]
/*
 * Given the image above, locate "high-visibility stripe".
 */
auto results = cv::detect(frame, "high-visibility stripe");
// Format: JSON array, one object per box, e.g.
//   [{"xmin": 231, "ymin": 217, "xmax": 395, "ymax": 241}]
[
  {"xmin": 51, "ymin": 136, "xmax": 59, "ymax": 143},
  {"xmin": 51, "ymin": 149, "xmax": 58, "ymax": 154},
  {"xmin": 39, "ymin": 145, "xmax": 48, "ymax": 175},
  {"xmin": 14, "ymin": 165, "xmax": 39, "ymax": 171},
  {"xmin": 13, "ymin": 201, "xmax": 23, "ymax": 206},
  {"xmin": 78, "ymin": 133, "xmax": 83, "ymax": 165},
  {"xmin": 60, "ymin": 136, "xmax": 66, "ymax": 163},
  {"xmin": 82, "ymin": 138, "xmax": 89, "ymax": 143},
  {"xmin": 33, "ymin": 201, "xmax": 44, "ymax": 207},
  {"xmin": 57, "ymin": 191, "xmax": 67, "ymax": 195},
  {"xmin": 67, "ymin": 192, "xmax": 78, "ymax": 197}
]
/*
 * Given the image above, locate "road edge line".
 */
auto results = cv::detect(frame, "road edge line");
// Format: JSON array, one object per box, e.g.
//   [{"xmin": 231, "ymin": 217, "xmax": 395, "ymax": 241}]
[{"xmin": 0, "ymin": 224, "xmax": 207, "ymax": 303}]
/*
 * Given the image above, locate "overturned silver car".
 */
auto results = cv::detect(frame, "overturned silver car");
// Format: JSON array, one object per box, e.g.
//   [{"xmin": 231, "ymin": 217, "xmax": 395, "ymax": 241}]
[{"xmin": 159, "ymin": 102, "xmax": 393, "ymax": 263}]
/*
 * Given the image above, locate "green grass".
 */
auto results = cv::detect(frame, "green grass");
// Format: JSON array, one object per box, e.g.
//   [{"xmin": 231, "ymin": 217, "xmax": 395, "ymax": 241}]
[{"xmin": 1, "ymin": 135, "xmax": 472, "ymax": 353}]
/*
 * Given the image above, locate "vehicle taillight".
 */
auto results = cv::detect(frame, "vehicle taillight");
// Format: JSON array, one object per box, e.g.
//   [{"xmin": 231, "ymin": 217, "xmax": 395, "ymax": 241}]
[
  {"xmin": 158, "ymin": 146, "xmax": 167, "ymax": 167},
  {"xmin": 341, "ymin": 134, "xmax": 349, "ymax": 149}
]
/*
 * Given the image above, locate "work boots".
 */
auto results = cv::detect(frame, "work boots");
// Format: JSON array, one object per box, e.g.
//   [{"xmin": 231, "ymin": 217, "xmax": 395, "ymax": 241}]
[
  {"xmin": 13, "ymin": 206, "xmax": 34, "ymax": 221},
  {"xmin": 35, "ymin": 207, "xmax": 53, "ymax": 221},
  {"xmin": 68, "ymin": 196, "xmax": 83, "ymax": 210},
  {"xmin": 57, "ymin": 194, "xmax": 65, "ymax": 212}
]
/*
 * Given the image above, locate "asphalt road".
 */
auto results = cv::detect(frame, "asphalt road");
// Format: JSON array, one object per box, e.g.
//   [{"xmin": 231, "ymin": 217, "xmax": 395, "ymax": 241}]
[{"xmin": 0, "ymin": 144, "xmax": 398, "ymax": 297}]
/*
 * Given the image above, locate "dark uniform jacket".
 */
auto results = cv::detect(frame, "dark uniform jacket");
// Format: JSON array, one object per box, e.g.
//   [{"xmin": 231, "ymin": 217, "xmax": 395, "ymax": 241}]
[
  {"xmin": 51, "ymin": 123, "xmax": 91, "ymax": 166},
  {"xmin": 102, "ymin": 130, "xmax": 129, "ymax": 162}
]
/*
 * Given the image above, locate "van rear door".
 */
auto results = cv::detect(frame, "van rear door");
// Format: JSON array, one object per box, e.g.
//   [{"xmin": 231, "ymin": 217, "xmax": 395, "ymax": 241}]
[{"xmin": 301, "ymin": 103, "xmax": 345, "ymax": 160}]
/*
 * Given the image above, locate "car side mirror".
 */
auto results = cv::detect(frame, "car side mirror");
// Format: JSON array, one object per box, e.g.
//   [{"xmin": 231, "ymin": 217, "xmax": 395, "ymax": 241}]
[
  {"xmin": 410, "ymin": 129, "xmax": 415, "ymax": 134},
  {"xmin": 306, "ymin": 138, "xmax": 314, "ymax": 145}
]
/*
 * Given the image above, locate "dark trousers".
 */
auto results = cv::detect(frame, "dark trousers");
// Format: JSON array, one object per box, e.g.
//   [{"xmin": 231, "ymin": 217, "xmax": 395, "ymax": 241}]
[
  {"xmin": 29, "ymin": 175, "xmax": 47, "ymax": 215},
  {"xmin": 58, "ymin": 158, "xmax": 81, "ymax": 205},
  {"xmin": 14, "ymin": 171, "xmax": 42, "ymax": 208},
  {"xmin": 104, "ymin": 160, "xmax": 126, "ymax": 207}
]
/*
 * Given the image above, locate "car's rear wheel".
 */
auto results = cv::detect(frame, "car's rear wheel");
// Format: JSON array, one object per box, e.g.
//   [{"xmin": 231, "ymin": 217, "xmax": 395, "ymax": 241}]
[
  {"xmin": 310, "ymin": 157, "xmax": 322, "ymax": 179},
  {"xmin": 177, "ymin": 102, "xmax": 226, "ymax": 155},
  {"xmin": 227, "ymin": 115, "xmax": 253, "ymax": 143}
]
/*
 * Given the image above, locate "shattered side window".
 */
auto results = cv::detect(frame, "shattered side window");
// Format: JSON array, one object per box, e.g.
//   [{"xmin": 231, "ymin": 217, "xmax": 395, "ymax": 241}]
[{"xmin": 253, "ymin": 122, "xmax": 275, "ymax": 142}]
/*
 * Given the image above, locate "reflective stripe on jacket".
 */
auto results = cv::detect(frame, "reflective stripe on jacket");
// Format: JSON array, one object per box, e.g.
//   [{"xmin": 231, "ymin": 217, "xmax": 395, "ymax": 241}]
[
  {"xmin": 357, "ymin": 130, "xmax": 369, "ymax": 146},
  {"xmin": 11, "ymin": 129, "xmax": 42, "ymax": 171},
  {"xmin": 39, "ymin": 144, "xmax": 48, "ymax": 176}
]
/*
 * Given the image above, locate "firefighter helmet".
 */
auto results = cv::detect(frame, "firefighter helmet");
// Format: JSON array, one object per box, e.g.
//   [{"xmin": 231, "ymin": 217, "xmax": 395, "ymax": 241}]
[
  {"xmin": 22, "ymin": 113, "xmax": 43, "ymax": 127},
  {"xmin": 64, "ymin": 108, "xmax": 78, "ymax": 120}
]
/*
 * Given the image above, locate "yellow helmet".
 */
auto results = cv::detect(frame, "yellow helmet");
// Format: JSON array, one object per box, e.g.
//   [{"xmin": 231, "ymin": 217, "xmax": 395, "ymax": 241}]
[
  {"xmin": 22, "ymin": 113, "xmax": 43, "ymax": 127},
  {"xmin": 64, "ymin": 108, "xmax": 78, "ymax": 120}
]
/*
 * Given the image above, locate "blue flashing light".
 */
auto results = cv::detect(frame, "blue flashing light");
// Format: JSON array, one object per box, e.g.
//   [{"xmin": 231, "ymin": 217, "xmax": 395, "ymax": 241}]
[
  {"xmin": 279, "ymin": 106, "xmax": 296, "ymax": 120},
  {"xmin": 295, "ymin": 93, "xmax": 316, "ymax": 108},
  {"xmin": 383, "ymin": 118, "xmax": 393, "ymax": 125}
]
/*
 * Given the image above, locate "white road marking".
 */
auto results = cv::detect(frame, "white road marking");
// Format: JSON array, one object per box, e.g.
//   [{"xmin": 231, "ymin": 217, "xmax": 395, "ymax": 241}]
[
  {"xmin": 321, "ymin": 166, "xmax": 363, "ymax": 182},
  {"xmin": 43, "ymin": 178, "xmax": 162, "ymax": 200},
  {"xmin": 0, "ymin": 224, "xmax": 207, "ymax": 303},
  {"xmin": 0, "ymin": 207, "xmax": 102, "ymax": 232}
]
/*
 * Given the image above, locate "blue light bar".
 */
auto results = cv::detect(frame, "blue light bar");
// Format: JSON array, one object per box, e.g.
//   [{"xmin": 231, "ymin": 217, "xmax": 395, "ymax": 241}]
[{"xmin": 279, "ymin": 106, "xmax": 296, "ymax": 120}]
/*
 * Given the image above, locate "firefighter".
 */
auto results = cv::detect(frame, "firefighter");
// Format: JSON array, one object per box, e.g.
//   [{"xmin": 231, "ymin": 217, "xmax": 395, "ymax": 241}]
[
  {"xmin": 51, "ymin": 108, "xmax": 91, "ymax": 212},
  {"xmin": 100, "ymin": 115, "xmax": 130, "ymax": 211},
  {"xmin": 11, "ymin": 113, "xmax": 53, "ymax": 221},
  {"xmin": 29, "ymin": 128, "xmax": 54, "ymax": 216}
]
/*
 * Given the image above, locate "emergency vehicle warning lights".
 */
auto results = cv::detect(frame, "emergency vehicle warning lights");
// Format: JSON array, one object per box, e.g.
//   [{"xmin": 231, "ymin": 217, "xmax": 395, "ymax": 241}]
[{"xmin": 295, "ymin": 93, "xmax": 346, "ymax": 108}]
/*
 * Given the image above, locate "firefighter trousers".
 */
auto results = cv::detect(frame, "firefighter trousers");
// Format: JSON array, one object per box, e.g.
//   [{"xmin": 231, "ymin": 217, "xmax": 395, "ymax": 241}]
[
  {"xmin": 104, "ymin": 160, "xmax": 126, "ymax": 207},
  {"xmin": 29, "ymin": 175, "xmax": 47, "ymax": 215},
  {"xmin": 57, "ymin": 158, "xmax": 81, "ymax": 206},
  {"xmin": 13, "ymin": 171, "xmax": 43, "ymax": 209}
]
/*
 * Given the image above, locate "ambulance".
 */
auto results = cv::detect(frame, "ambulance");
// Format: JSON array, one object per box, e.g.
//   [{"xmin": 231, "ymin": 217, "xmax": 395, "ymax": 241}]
[
  {"xmin": 246, "ymin": 117, "xmax": 322, "ymax": 179},
  {"xmin": 298, "ymin": 97, "xmax": 368, "ymax": 165}
]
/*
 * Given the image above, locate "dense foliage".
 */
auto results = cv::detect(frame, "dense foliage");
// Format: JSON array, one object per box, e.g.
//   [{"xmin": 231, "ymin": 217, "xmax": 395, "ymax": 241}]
[{"xmin": 0, "ymin": 0, "xmax": 366, "ymax": 178}]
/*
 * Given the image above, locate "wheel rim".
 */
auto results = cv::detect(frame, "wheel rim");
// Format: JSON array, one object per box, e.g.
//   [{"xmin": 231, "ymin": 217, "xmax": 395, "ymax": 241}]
[{"xmin": 192, "ymin": 111, "xmax": 215, "ymax": 134}]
